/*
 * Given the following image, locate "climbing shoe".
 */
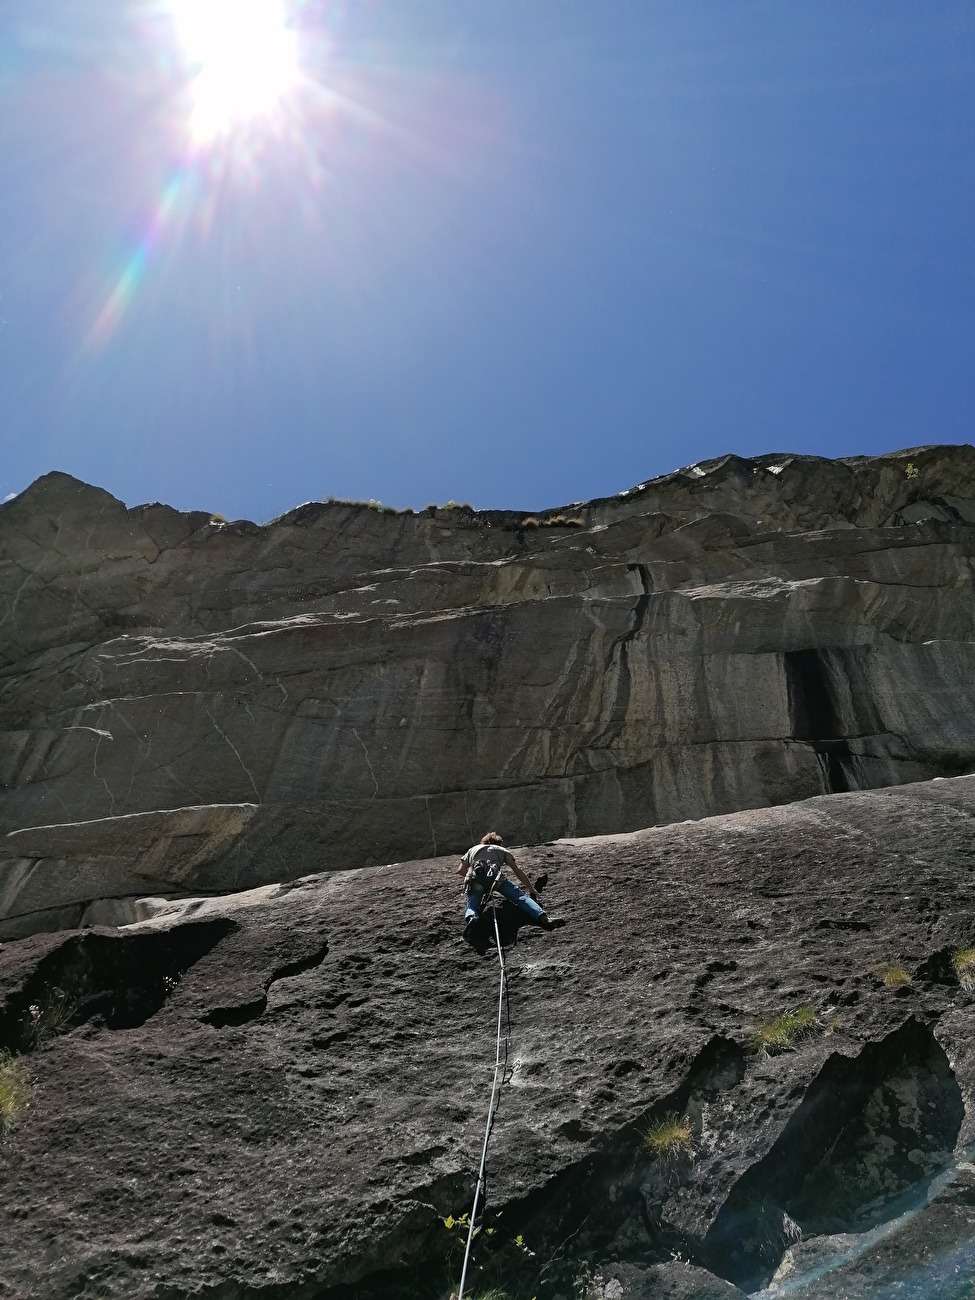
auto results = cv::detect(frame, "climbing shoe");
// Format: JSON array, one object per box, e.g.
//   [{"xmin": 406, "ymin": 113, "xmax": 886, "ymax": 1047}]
[
  {"xmin": 537, "ymin": 914, "xmax": 566, "ymax": 932},
  {"xmin": 463, "ymin": 916, "xmax": 488, "ymax": 957}
]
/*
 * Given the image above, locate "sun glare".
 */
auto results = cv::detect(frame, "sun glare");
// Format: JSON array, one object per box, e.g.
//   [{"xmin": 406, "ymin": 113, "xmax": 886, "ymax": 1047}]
[{"xmin": 171, "ymin": 0, "xmax": 298, "ymax": 142}]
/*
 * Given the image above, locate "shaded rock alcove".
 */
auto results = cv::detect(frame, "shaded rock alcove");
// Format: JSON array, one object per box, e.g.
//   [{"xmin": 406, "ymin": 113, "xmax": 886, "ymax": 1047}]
[{"xmin": 706, "ymin": 1018, "xmax": 965, "ymax": 1290}]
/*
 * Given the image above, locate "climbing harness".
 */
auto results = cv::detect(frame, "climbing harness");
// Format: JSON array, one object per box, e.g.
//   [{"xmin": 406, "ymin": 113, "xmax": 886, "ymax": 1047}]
[
  {"xmin": 456, "ymin": 899, "xmax": 510, "ymax": 1300},
  {"xmin": 463, "ymin": 844, "xmax": 505, "ymax": 894}
]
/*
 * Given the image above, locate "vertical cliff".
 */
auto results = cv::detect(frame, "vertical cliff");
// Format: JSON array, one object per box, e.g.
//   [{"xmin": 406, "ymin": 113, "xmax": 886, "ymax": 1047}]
[{"xmin": 1, "ymin": 444, "xmax": 974, "ymax": 936}]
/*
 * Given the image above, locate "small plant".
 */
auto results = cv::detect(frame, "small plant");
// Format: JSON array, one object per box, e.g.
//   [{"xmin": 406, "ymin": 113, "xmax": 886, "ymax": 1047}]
[
  {"xmin": 444, "ymin": 1289, "xmax": 516, "ymax": 1300},
  {"xmin": 521, "ymin": 517, "xmax": 541, "ymax": 528},
  {"xmin": 953, "ymin": 947, "xmax": 975, "ymax": 990},
  {"xmin": 750, "ymin": 1004, "xmax": 818, "ymax": 1055},
  {"xmin": 0, "ymin": 1051, "xmax": 31, "ymax": 1130},
  {"xmin": 877, "ymin": 963, "xmax": 912, "ymax": 988},
  {"xmin": 565, "ymin": 517, "xmax": 585, "ymax": 527},
  {"xmin": 548, "ymin": 514, "xmax": 568, "ymax": 526},
  {"xmin": 643, "ymin": 1111, "xmax": 693, "ymax": 1163},
  {"xmin": 905, "ymin": 462, "xmax": 919, "ymax": 480},
  {"xmin": 823, "ymin": 1013, "xmax": 844, "ymax": 1034},
  {"xmin": 209, "ymin": 512, "xmax": 227, "ymax": 523},
  {"xmin": 24, "ymin": 987, "xmax": 76, "ymax": 1045},
  {"xmin": 367, "ymin": 499, "xmax": 381, "ymax": 511}
]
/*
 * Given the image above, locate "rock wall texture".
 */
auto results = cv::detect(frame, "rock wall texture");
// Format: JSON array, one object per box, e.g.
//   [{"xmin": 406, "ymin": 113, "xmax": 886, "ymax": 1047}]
[
  {"xmin": 2, "ymin": 776, "xmax": 975, "ymax": 1299},
  {"xmin": 2, "ymin": 444, "xmax": 975, "ymax": 935}
]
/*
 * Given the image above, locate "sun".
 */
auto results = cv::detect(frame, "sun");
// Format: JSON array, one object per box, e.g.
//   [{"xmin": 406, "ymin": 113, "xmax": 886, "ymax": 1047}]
[{"xmin": 171, "ymin": 0, "xmax": 299, "ymax": 143}]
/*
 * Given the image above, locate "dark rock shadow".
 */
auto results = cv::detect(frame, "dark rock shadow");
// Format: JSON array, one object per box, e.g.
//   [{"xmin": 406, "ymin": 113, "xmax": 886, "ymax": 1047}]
[{"xmin": 0, "ymin": 918, "xmax": 236, "ymax": 1049}]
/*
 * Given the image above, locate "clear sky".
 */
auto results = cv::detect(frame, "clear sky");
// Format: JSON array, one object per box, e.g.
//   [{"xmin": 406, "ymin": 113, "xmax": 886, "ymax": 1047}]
[{"xmin": 1, "ymin": 1, "xmax": 972, "ymax": 521}]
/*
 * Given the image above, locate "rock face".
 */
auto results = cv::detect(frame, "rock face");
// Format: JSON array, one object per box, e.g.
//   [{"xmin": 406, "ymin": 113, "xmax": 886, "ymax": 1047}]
[
  {"xmin": 2, "ymin": 445, "xmax": 975, "ymax": 936},
  {"xmin": 2, "ymin": 776, "xmax": 975, "ymax": 1299}
]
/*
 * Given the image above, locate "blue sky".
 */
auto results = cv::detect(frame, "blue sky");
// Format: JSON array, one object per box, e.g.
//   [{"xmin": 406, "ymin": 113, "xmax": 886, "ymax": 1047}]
[{"xmin": 1, "ymin": 1, "xmax": 973, "ymax": 521}]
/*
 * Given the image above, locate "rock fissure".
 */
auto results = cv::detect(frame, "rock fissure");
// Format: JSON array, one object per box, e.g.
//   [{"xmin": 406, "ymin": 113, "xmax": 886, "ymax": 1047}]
[{"xmin": 204, "ymin": 940, "xmax": 330, "ymax": 1028}]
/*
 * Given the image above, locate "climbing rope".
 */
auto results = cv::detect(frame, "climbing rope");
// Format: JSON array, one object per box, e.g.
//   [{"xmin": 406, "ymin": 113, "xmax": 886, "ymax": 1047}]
[{"xmin": 456, "ymin": 901, "xmax": 511, "ymax": 1300}]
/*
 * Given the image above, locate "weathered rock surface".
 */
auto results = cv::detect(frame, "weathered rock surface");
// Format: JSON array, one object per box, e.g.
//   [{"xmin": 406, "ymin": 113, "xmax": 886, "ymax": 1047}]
[
  {"xmin": 2, "ymin": 776, "xmax": 975, "ymax": 1299},
  {"xmin": 2, "ymin": 445, "xmax": 975, "ymax": 935}
]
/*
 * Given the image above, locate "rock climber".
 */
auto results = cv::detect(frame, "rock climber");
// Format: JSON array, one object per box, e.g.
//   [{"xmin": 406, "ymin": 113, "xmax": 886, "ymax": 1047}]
[{"xmin": 457, "ymin": 831, "xmax": 558, "ymax": 952}]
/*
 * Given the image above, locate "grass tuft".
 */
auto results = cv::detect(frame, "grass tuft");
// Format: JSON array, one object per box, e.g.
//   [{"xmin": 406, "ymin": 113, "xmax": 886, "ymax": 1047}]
[
  {"xmin": 643, "ymin": 1111, "xmax": 693, "ymax": 1162},
  {"xmin": 25, "ymin": 987, "xmax": 76, "ymax": 1046},
  {"xmin": 877, "ymin": 964, "xmax": 912, "ymax": 988},
  {"xmin": 750, "ymin": 1004, "xmax": 818, "ymax": 1055},
  {"xmin": 445, "ymin": 1290, "xmax": 513, "ymax": 1300},
  {"xmin": 953, "ymin": 947, "xmax": 975, "ymax": 990},
  {"xmin": 0, "ymin": 1052, "xmax": 31, "ymax": 1130},
  {"xmin": 521, "ymin": 516, "xmax": 541, "ymax": 528}
]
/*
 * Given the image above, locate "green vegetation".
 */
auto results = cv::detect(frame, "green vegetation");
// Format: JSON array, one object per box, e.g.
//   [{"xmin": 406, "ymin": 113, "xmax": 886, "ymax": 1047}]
[
  {"xmin": 441, "ymin": 1212, "xmax": 537, "ymax": 1300},
  {"xmin": 25, "ymin": 987, "xmax": 76, "ymax": 1046},
  {"xmin": 521, "ymin": 514, "xmax": 585, "ymax": 529},
  {"xmin": 0, "ymin": 1051, "xmax": 30, "ymax": 1131},
  {"xmin": 321, "ymin": 496, "xmax": 414, "ymax": 514},
  {"xmin": 572, "ymin": 1265, "xmax": 601, "ymax": 1300},
  {"xmin": 952, "ymin": 947, "xmax": 975, "ymax": 990},
  {"xmin": 905, "ymin": 462, "xmax": 920, "ymax": 480},
  {"xmin": 877, "ymin": 963, "xmax": 912, "ymax": 988},
  {"xmin": 750, "ymin": 1004, "xmax": 818, "ymax": 1055},
  {"xmin": 444, "ymin": 1289, "xmax": 517, "ymax": 1300},
  {"xmin": 439, "ymin": 500, "xmax": 473, "ymax": 511},
  {"xmin": 643, "ymin": 1111, "xmax": 693, "ymax": 1162}
]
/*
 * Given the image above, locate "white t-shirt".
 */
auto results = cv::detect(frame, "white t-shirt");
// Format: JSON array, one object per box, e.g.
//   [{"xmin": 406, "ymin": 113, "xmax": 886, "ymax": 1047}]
[{"xmin": 462, "ymin": 843, "xmax": 513, "ymax": 877}]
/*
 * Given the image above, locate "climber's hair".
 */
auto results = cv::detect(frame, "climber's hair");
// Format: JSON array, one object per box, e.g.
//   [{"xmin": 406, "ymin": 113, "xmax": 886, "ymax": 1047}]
[{"xmin": 481, "ymin": 831, "xmax": 504, "ymax": 845}]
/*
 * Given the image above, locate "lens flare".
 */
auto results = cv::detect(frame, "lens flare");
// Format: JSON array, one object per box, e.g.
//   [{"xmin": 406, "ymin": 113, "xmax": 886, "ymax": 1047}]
[
  {"xmin": 171, "ymin": 0, "xmax": 299, "ymax": 143},
  {"xmin": 86, "ymin": 170, "xmax": 191, "ymax": 350}
]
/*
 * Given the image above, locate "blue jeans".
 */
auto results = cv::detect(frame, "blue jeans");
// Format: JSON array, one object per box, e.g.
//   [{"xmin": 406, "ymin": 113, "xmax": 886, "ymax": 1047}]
[{"xmin": 465, "ymin": 875, "xmax": 546, "ymax": 924}]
